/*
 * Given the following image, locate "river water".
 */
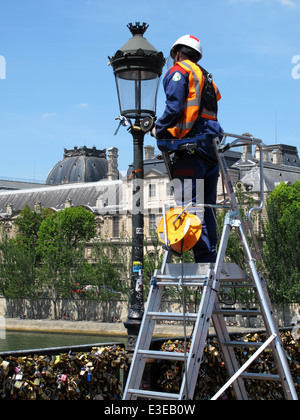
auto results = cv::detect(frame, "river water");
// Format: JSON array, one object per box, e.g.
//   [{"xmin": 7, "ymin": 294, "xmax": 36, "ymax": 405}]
[{"xmin": 0, "ymin": 331, "xmax": 127, "ymax": 353}]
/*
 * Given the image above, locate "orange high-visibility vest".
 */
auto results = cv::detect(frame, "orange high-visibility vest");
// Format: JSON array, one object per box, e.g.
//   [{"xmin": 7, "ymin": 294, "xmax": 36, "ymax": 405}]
[{"xmin": 167, "ymin": 60, "xmax": 221, "ymax": 139}]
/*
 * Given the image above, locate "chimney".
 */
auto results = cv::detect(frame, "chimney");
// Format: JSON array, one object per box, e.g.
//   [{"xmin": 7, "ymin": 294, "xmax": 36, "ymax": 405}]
[
  {"xmin": 263, "ymin": 148, "xmax": 269, "ymax": 163},
  {"xmin": 34, "ymin": 202, "xmax": 42, "ymax": 213},
  {"xmin": 107, "ymin": 147, "xmax": 119, "ymax": 180},
  {"xmin": 64, "ymin": 198, "xmax": 72, "ymax": 208},
  {"xmin": 144, "ymin": 145, "xmax": 155, "ymax": 160},
  {"xmin": 273, "ymin": 148, "xmax": 283, "ymax": 165},
  {"xmin": 242, "ymin": 144, "xmax": 252, "ymax": 162},
  {"xmin": 255, "ymin": 146, "xmax": 269, "ymax": 163},
  {"xmin": 6, "ymin": 203, "xmax": 13, "ymax": 215}
]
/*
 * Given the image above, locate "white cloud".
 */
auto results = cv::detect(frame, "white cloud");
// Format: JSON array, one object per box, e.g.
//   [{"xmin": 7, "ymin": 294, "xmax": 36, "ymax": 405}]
[
  {"xmin": 42, "ymin": 112, "xmax": 56, "ymax": 118},
  {"xmin": 76, "ymin": 103, "xmax": 89, "ymax": 108},
  {"xmin": 278, "ymin": 0, "xmax": 296, "ymax": 6},
  {"xmin": 228, "ymin": 0, "xmax": 263, "ymax": 3},
  {"xmin": 228, "ymin": 0, "xmax": 296, "ymax": 5}
]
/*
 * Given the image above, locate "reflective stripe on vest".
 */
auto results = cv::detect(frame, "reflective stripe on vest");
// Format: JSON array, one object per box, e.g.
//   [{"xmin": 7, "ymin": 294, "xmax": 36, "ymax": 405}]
[
  {"xmin": 167, "ymin": 60, "xmax": 219, "ymax": 139},
  {"xmin": 168, "ymin": 60, "xmax": 204, "ymax": 139}
]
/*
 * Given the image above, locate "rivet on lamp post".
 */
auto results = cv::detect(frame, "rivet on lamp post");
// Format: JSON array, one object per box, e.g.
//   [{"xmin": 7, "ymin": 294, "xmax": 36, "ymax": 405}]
[{"xmin": 109, "ymin": 22, "xmax": 165, "ymax": 351}]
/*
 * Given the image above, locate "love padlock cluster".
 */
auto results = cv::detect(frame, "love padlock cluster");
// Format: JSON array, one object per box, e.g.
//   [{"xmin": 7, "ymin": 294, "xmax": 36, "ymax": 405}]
[
  {"xmin": 158, "ymin": 331, "xmax": 300, "ymax": 400},
  {"xmin": 0, "ymin": 345, "xmax": 128, "ymax": 400}
]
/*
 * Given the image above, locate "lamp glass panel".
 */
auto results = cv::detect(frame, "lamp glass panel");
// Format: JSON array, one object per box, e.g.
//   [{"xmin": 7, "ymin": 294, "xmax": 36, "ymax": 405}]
[{"xmin": 116, "ymin": 71, "xmax": 160, "ymax": 118}]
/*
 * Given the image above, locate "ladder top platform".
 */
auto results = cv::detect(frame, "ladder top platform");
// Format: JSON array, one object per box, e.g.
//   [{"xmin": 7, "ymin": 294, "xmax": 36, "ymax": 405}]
[{"xmin": 161, "ymin": 262, "xmax": 248, "ymax": 283}]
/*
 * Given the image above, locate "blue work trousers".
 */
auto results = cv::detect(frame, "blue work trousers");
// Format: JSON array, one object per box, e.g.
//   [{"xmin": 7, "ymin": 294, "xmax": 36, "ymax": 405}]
[{"xmin": 171, "ymin": 150, "xmax": 219, "ymax": 263}]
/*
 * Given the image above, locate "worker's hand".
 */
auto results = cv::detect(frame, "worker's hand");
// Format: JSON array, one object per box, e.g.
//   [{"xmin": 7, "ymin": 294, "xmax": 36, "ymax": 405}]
[{"xmin": 150, "ymin": 126, "xmax": 157, "ymax": 138}]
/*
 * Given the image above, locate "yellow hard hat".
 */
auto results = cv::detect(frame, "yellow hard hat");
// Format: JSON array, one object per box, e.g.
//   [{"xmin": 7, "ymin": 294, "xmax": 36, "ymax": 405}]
[{"xmin": 157, "ymin": 207, "xmax": 202, "ymax": 253}]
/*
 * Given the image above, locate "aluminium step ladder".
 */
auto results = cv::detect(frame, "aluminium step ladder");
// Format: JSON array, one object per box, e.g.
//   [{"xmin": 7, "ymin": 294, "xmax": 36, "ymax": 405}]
[{"xmin": 123, "ymin": 133, "xmax": 298, "ymax": 401}]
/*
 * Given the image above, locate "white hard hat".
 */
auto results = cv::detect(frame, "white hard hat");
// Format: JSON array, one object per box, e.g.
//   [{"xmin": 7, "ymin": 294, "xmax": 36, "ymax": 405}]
[{"xmin": 170, "ymin": 35, "xmax": 203, "ymax": 61}]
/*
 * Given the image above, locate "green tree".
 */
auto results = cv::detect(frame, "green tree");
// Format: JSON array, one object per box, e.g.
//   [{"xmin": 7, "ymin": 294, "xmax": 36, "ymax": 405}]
[
  {"xmin": 263, "ymin": 181, "xmax": 300, "ymax": 304},
  {"xmin": 36, "ymin": 207, "xmax": 97, "ymax": 300},
  {"xmin": 0, "ymin": 230, "xmax": 37, "ymax": 298},
  {"xmin": 14, "ymin": 205, "xmax": 53, "ymax": 246},
  {"xmin": 37, "ymin": 206, "xmax": 96, "ymax": 252},
  {"xmin": 0, "ymin": 205, "xmax": 51, "ymax": 298}
]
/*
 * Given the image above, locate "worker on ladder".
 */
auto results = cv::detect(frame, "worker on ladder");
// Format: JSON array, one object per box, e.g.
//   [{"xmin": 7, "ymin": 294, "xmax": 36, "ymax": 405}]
[{"xmin": 151, "ymin": 34, "xmax": 223, "ymax": 263}]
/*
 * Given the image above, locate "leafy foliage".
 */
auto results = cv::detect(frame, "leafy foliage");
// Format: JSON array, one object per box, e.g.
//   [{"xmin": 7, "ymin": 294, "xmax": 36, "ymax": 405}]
[{"xmin": 263, "ymin": 181, "xmax": 300, "ymax": 304}]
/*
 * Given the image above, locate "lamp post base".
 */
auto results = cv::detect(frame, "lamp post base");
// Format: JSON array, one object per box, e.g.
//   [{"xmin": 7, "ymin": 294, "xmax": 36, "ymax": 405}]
[{"xmin": 124, "ymin": 318, "xmax": 142, "ymax": 351}]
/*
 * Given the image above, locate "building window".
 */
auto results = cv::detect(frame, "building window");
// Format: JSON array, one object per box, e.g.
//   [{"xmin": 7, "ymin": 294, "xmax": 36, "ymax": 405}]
[
  {"xmin": 149, "ymin": 214, "xmax": 157, "ymax": 236},
  {"xmin": 112, "ymin": 216, "xmax": 120, "ymax": 238},
  {"xmin": 167, "ymin": 183, "xmax": 174, "ymax": 197},
  {"xmin": 149, "ymin": 183, "xmax": 156, "ymax": 198}
]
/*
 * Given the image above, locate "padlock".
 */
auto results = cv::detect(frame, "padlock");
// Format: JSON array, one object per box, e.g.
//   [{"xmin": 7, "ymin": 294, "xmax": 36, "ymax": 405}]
[
  {"xmin": 15, "ymin": 372, "xmax": 23, "ymax": 381},
  {"xmin": 27, "ymin": 389, "xmax": 37, "ymax": 400},
  {"xmin": 40, "ymin": 390, "xmax": 52, "ymax": 400},
  {"xmin": 87, "ymin": 369, "xmax": 92, "ymax": 383},
  {"xmin": 33, "ymin": 378, "xmax": 41, "ymax": 387},
  {"xmin": 14, "ymin": 381, "xmax": 24, "ymax": 390}
]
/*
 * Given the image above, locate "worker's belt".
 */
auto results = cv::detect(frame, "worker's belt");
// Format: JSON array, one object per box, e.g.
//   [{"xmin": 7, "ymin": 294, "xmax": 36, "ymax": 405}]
[
  {"xmin": 157, "ymin": 135, "xmax": 218, "ymax": 167},
  {"xmin": 157, "ymin": 134, "xmax": 208, "ymax": 153}
]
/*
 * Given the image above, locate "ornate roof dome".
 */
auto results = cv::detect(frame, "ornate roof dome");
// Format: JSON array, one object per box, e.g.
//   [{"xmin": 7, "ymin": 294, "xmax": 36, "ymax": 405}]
[{"xmin": 46, "ymin": 146, "xmax": 108, "ymax": 185}]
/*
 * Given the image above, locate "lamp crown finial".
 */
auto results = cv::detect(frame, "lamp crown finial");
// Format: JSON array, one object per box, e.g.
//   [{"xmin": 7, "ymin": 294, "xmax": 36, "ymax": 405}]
[{"xmin": 127, "ymin": 22, "xmax": 149, "ymax": 37}]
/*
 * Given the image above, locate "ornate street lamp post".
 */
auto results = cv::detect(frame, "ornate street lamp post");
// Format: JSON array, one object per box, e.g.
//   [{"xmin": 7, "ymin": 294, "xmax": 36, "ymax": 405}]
[{"xmin": 109, "ymin": 22, "xmax": 165, "ymax": 350}]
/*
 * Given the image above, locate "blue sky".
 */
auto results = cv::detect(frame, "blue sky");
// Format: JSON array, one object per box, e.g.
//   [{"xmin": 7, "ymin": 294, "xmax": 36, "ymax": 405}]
[{"xmin": 0, "ymin": 0, "xmax": 299, "ymax": 181}]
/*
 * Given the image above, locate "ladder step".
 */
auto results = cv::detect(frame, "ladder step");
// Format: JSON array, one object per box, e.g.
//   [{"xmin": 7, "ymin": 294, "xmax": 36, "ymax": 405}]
[
  {"xmin": 214, "ymin": 309, "xmax": 261, "ymax": 316},
  {"xmin": 241, "ymin": 372, "xmax": 281, "ymax": 382},
  {"xmin": 147, "ymin": 311, "xmax": 198, "ymax": 322},
  {"xmin": 164, "ymin": 263, "xmax": 210, "ymax": 278},
  {"xmin": 127, "ymin": 389, "xmax": 180, "ymax": 400},
  {"xmin": 157, "ymin": 274, "xmax": 208, "ymax": 281},
  {"xmin": 157, "ymin": 281, "xmax": 206, "ymax": 287},
  {"xmin": 162, "ymin": 263, "xmax": 249, "ymax": 283},
  {"xmin": 137, "ymin": 349, "xmax": 186, "ymax": 361},
  {"xmin": 221, "ymin": 340, "xmax": 272, "ymax": 349}
]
